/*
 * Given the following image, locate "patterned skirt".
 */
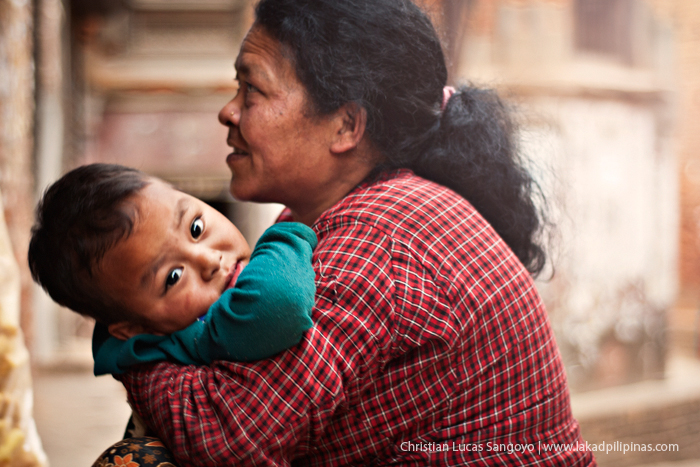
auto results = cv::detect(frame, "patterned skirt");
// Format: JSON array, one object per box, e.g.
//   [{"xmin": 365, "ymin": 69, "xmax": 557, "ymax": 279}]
[{"xmin": 91, "ymin": 437, "xmax": 178, "ymax": 467}]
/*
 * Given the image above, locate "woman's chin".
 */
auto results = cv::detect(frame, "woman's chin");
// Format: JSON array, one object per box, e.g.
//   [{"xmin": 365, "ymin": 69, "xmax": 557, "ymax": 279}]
[{"xmin": 228, "ymin": 180, "xmax": 255, "ymax": 202}]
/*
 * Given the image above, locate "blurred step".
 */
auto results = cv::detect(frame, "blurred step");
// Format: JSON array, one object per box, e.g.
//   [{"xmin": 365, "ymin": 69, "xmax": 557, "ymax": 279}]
[{"xmin": 572, "ymin": 356, "xmax": 700, "ymax": 467}]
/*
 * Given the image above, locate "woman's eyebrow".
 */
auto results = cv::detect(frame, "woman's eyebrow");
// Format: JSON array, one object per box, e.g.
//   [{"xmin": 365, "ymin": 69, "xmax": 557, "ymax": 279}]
[
  {"xmin": 235, "ymin": 56, "xmax": 272, "ymax": 84},
  {"xmin": 235, "ymin": 60, "xmax": 250, "ymax": 77}
]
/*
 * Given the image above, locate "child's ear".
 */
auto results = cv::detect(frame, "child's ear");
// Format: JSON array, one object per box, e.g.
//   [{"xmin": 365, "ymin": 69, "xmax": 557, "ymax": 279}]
[{"xmin": 107, "ymin": 321, "xmax": 148, "ymax": 341}]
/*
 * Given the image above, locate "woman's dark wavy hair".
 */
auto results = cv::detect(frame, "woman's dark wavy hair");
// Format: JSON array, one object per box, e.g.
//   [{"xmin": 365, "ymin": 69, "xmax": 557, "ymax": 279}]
[
  {"xmin": 28, "ymin": 163, "xmax": 150, "ymax": 323},
  {"xmin": 255, "ymin": 0, "xmax": 548, "ymax": 276}
]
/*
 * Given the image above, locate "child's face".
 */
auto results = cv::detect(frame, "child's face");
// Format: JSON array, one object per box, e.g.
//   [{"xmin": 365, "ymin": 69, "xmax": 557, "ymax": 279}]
[{"xmin": 97, "ymin": 178, "xmax": 251, "ymax": 339}]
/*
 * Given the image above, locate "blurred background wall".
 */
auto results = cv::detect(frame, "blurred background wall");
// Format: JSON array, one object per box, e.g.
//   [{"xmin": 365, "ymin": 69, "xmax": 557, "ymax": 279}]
[
  {"xmin": 1, "ymin": 0, "xmax": 700, "ymax": 465},
  {"xmin": 448, "ymin": 0, "xmax": 679, "ymax": 392}
]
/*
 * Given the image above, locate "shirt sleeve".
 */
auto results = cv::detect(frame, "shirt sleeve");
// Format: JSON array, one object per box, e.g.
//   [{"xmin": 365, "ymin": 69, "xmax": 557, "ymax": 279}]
[
  {"xmin": 116, "ymin": 220, "xmax": 397, "ymax": 465},
  {"xmin": 92, "ymin": 222, "xmax": 317, "ymax": 376}
]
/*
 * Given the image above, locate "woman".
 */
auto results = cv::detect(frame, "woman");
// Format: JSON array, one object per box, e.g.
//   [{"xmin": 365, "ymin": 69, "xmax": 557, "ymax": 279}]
[{"xmin": 100, "ymin": 0, "xmax": 596, "ymax": 465}]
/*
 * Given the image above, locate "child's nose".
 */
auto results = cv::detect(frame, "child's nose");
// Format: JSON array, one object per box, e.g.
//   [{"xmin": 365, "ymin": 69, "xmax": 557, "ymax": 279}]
[{"xmin": 194, "ymin": 248, "xmax": 221, "ymax": 280}]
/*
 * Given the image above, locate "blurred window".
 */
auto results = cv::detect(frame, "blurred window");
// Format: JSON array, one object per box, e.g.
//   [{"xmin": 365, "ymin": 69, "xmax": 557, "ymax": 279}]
[{"xmin": 574, "ymin": 0, "xmax": 633, "ymax": 64}]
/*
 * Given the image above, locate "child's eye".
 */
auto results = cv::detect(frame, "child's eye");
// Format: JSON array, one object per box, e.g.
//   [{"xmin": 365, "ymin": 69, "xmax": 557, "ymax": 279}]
[
  {"xmin": 165, "ymin": 268, "xmax": 183, "ymax": 290},
  {"xmin": 190, "ymin": 218, "xmax": 204, "ymax": 239}
]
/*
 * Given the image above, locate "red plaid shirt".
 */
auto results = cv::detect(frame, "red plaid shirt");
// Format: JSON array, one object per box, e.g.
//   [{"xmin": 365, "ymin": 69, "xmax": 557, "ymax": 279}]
[{"xmin": 119, "ymin": 169, "xmax": 596, "ymax": 466}]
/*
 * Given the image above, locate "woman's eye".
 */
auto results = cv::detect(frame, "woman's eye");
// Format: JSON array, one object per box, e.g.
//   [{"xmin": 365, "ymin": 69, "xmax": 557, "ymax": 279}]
[
  {"xmin": 245, "ymin": 82, "xmax": 259, "ymax": 94},
  {"xmin": 165, "ymin": 268, "xmax": 183, "ymax": 290},
  {"xmin": 190, "ymin": 218, "xmax": 204, "ymax": 239}
]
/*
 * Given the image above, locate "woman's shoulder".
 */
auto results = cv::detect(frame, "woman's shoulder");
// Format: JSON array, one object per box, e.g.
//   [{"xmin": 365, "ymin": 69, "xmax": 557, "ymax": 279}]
[
  {"xmin": 316, "ymin": 169, "xmax": 485, "ymax": 242},
  {"xmin": 314, "ymin": 168, "xmax": 525, "ymax": 284}
]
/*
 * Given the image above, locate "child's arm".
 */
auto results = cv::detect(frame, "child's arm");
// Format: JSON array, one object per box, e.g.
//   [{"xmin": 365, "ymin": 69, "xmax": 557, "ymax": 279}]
[{"xmin": 93, "ymin": 222, "xmax": 317, "ymax": 375}]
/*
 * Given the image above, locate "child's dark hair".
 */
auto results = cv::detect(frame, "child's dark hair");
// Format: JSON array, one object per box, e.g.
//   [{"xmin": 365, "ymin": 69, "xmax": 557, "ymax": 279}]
[
  {"xmin": 255, "ymin": 0, "xmax": 548, "ymax": 275},
  {"xmin": 28, "ymin": 163, "xmax": 151, "ymax": 323}
]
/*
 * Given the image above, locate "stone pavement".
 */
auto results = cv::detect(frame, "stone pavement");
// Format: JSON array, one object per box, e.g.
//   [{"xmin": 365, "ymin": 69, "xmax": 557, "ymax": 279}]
[
  {"xmin": 32, "ymin": 367, "xmax": 131, "ymax": 467},
  {"xmin": 574, "ymin": 355, "xmax": 700, "ymax": 467}
]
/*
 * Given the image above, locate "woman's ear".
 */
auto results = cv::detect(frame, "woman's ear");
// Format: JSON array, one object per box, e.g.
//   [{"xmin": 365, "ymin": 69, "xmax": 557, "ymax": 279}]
[
  {"xmin": 330, "ymin": 103, "xmax": 367, "ymax": 155},
  {"xmin": 107, "ymin": 321, "xmax": 148, "ymax": 341}
]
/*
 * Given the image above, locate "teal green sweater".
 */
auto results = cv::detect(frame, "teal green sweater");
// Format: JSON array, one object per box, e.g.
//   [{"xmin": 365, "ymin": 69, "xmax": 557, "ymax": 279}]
[{"xmin": 92, "ymin": 222, "xmax": 317, "ymax": 376}]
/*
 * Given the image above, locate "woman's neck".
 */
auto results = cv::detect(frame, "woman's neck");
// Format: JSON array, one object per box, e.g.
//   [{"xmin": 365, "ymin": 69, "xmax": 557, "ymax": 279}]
[
  {"xmin": 290, "ymin": 162, "xmax": 379, "ymax": 226},
  {"xmin": 288, "ymin": 174, "xmax": 367, "ymax": 226}
]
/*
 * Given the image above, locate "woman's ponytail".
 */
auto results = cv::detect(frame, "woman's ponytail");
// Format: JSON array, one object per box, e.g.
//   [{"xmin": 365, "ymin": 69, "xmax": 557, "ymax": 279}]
[{"xmin": 412, "ymin": 85, "xmax": 548, "ymax": 276}]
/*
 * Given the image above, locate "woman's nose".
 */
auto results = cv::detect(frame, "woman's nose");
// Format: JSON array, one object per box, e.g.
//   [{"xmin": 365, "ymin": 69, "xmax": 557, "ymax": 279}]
[{"xmin": 218, "ymin": 94, "xmax": 241, "ymax": 127}]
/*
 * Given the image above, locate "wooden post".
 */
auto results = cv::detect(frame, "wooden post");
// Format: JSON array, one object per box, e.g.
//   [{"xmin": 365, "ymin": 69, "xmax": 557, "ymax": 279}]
[{"xmin": 0, "ymin": 0, "xmax": 37, "ymax": 352}]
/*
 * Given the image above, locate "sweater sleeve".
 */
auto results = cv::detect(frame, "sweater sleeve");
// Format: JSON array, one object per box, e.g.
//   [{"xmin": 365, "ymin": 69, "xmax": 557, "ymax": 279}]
[{"xmin": 93, "ymin": 222, "xmax": 317, "ymax": 376}]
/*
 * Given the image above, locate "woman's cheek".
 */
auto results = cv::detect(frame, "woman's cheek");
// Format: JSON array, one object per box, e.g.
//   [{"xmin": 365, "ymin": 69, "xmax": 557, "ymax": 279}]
[{"xmin": 238, "ymin": 114, "xmax": 251, "ymax": 141}]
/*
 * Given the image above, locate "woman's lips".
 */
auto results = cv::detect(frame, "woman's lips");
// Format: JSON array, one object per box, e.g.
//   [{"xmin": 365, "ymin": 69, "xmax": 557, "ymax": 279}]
[
  {"xmin": 226, "ymin": 142, "xmax": 250, "ymax": 160},
  {"xmin": 226, "ymin": 149, "xmax": 249, "ymax": 165}
]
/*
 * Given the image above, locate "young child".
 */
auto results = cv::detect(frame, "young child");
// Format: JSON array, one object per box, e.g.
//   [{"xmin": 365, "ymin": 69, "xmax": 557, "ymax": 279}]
[{"xmin": 28, "ymin": 163, "xmax": 317, "ymax": 376}]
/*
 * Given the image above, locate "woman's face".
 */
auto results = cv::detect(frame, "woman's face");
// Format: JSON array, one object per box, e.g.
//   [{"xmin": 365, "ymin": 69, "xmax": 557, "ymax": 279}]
[{"xmin": 218, "ymin": 25, "xmax": 344, "ymax": 221}]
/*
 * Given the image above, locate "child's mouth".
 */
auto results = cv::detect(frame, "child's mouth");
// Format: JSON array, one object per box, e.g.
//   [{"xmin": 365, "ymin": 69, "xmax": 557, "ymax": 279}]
[{"xmin": 225, "ymin": 261, "xmax": 244, "ymax": 290}]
